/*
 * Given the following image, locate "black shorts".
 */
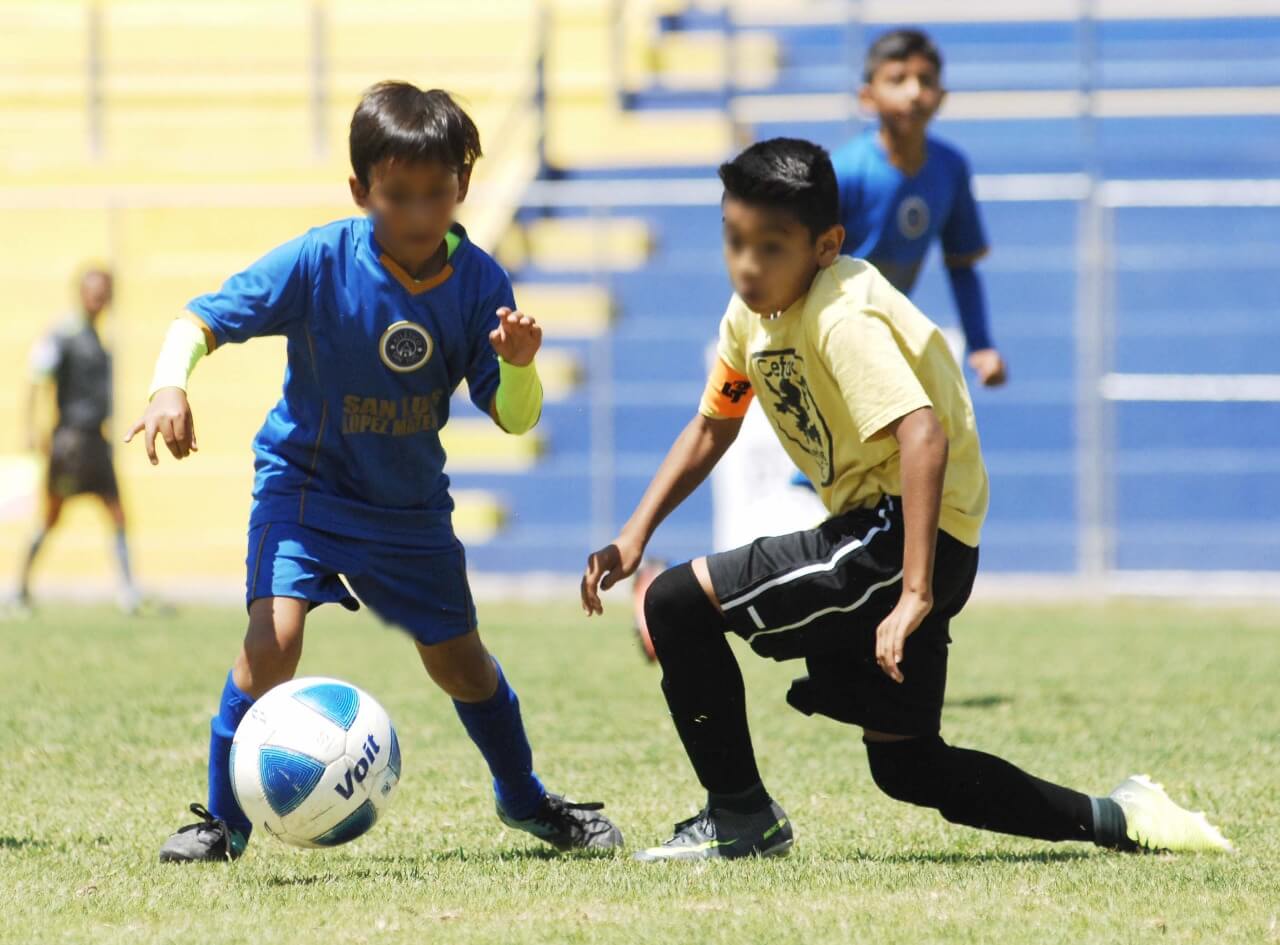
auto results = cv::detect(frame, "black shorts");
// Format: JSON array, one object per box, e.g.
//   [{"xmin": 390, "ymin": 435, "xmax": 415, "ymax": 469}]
[
  {"xmin": 706, "ymin": 495, "xmax": 978, "ymax": 736},
  {"xmin": 48, "ymin": 427, "xmax": 119, "ymax": 499}
]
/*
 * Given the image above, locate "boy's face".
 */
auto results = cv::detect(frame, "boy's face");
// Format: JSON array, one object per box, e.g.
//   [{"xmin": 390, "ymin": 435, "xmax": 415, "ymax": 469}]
[
  {"xmin": 860, "ymin": 53, "xmax": 945, "ymax": 137},
  {"xmin": 80, "ymin": 271, "xmax": 113, "ymax": 318},
  {"xmin": 721, "ymin": 196, "xmax": 843, "ymax": 316},
  {"xmin": 349, "ymin": 158, "xmax": 470, "ymax": 261}
]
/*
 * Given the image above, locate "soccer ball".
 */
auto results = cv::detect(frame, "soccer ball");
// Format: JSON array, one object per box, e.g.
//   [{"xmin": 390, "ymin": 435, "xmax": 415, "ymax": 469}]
[{"xmin": 231, "ymin": 677, "xmax": 401, "ymax": 849}]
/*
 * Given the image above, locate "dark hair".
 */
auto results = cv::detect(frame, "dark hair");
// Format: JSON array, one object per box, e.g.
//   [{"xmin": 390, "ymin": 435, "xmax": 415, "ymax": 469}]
[
  {"xmin": 863, "ymin": 28, "xmax": 943, "ymax": 83},
  {"xmin": 717, "ymin": 138, "xmax": 839, "ymax": 237},
  {"xmin": 349, "ymin": 81, "xmax": 482, "ymax": 187}
]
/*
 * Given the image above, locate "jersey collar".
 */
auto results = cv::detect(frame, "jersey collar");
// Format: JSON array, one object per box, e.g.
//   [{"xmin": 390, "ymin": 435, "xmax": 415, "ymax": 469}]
[{"xmin": 368, "ymin": 220, "xmax": 468, "ymax": 296}]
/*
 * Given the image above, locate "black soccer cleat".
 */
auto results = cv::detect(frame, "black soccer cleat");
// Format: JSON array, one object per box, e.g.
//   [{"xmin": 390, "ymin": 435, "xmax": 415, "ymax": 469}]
[
  {"xmin": 634, "ymin": 799, "xmax": 793, "ymax": 862},
  {"xmin": 158, "ymin": 803, "xmax": 248, "ymax": 863},
  {"xmin": 497, "ymin": 793, "xmax": 624, "ymax": 852}
]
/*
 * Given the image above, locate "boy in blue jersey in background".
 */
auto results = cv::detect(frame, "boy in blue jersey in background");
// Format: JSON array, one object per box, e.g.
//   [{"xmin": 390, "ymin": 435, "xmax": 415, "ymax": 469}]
[
  {"xmin": 834, "ymin": 28, "xmax": 1008, "ymax": 388},
  {"xmin": 127, "ymin": 82, "xmax": 623, "ymax": 861}
]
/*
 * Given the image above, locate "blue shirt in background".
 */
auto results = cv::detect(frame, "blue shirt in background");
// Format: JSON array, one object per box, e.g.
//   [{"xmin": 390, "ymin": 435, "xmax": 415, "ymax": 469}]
[
  {"xmin": 188, "ymin": 217, "xmax": 510, "ymax": 549},
  {"xmin": 832, "ymin": 131, "xmax": 988, "ymax": 294}
]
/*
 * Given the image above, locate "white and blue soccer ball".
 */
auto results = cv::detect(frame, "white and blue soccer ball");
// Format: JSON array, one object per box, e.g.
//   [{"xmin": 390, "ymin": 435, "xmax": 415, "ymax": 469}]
[{"xmin": 231, "ymin": 677, "xmax": 401, "ymax": 849}]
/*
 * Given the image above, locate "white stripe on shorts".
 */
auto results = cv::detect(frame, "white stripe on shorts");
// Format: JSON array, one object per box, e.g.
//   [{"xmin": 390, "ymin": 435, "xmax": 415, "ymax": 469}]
[
  {"xmin": 720, "ymin": 497, "xmax": 895, "ymax": 613},
  {"xmin": 745, "ymin": 570, "xmax": 904, "ymax": 643}
]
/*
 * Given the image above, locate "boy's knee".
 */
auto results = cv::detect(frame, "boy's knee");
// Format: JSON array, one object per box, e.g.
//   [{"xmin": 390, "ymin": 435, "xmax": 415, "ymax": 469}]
[
  {"xmin": 865, "ymin": 734, "xmax": 946, "ymax": 806},
  {"xmin": 419, "ymin": 635, "xmax": 499, "ymax": 703},
  {"xmin": 643, "ymin": 563, "xmax": 716, "ymax": 660},
  {"xmin": 435, "ymin": 658, "xmax": 498, "ymax": 703},
  {"xmin": 237, "ymin": 600, "xmax": 306, "ymax": 693}
]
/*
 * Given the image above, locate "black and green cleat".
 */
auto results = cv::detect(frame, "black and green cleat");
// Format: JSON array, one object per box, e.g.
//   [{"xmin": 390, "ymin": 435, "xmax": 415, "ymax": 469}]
[
  {"xmin": 158, "ymin": 803, "xmax": 248, "ymax": 863},
  {"xmin": 634, "ymin": 800, "xmax": 793, "ymax": 862},
  {"xmin": 497, "ymin": 793, "xmax": 624, "ymax": 852}
]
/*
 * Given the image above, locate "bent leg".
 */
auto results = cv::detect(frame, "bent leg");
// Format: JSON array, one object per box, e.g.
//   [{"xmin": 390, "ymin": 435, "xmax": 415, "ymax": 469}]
[
  {"xmin": 645, "ymin": 560, "xmax": 770, "ymax": 811},
  {"xmin": 417, "ymin": 631, "xmax": 546, "ymax": 820},
  {"xmin": 863, "ymin": 729, "xmax": 1129, "ymax": 846},
  {"xmin": 208, "ymin": 596, "xmax": 308, "ymax": 837}
]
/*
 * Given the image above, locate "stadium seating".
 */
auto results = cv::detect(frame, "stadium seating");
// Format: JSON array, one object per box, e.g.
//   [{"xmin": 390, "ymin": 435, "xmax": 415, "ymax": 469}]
[{"xmin": 2, "ymin": 0, "xmax": 1277, "ymax": 592}]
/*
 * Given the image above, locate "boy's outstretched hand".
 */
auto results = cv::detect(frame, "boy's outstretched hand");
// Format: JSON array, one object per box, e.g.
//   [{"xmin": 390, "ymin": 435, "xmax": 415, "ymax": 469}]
[
  {"xmin": 968, "ymin": 348, "xmax": 1008, "ymax": 387},
  {"xmin": 581, "ymin": 535, "xmax": 644, "ymax": 616},
  {"xmin": 124, "ymin": 387, "xmax": 197, "ymax": 465},
  {"xmin": 490, "ymin": 307, "xmax": 542, "ymax": 366}
]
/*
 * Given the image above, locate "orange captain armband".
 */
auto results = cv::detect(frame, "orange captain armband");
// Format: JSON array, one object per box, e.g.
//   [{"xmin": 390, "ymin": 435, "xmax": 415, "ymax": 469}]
[{"xmin": 699, "ymin": 357, "xmax": 754, "ymax": 419}]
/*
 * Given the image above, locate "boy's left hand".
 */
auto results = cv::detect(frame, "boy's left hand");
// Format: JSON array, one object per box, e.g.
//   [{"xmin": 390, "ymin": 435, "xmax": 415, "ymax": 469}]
[
  {"xmin": 968, "ymin": 348, "xmax": 1008, "ymax": 387},
  {"xmin": 874, "ymin": 590, "xmax": 933, "ymax": 683},
  {"xmin": 490, "ymin": 307, "xmax": 542, "ymax": 366}
]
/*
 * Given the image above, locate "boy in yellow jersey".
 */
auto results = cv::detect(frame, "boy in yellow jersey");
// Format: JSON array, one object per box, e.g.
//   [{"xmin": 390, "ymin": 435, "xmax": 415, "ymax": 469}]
[{"xmin": 581, "ymin": 138, "xmax": 1230, "ymax": 861}]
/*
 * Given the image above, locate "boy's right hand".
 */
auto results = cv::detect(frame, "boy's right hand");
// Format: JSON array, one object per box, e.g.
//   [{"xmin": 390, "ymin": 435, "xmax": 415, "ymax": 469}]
[
  {"xmin": 581, "ymin": 534, "xmax": 644, "ymax": 616},
  {"xmin": 968, "ymin": 348, "xmax": 1008, "ymax": 387},
  {"xmin": 124, "ymin": 387, "xmax": 198, "ymax": 464}
]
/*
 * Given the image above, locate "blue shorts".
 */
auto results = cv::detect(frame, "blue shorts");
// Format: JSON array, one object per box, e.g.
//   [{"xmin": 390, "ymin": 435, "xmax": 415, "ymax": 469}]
[{"xmin": 245, "ymin": 521, "xmax": 477, "ymax": 646}]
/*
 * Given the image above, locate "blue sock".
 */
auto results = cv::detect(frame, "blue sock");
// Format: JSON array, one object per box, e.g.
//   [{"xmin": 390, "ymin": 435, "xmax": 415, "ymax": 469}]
[
  {"xmin": 453, "ymin": 660, "xmax": 545, "ymax": 819},
  {"xmin": 208, "ymin": 670, "xmax": 254, "ymax": 837}
]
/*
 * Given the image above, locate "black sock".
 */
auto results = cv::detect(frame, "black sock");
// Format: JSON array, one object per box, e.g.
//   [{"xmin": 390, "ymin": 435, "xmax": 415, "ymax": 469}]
[
  {"xmin": 708, "ymin": 783, "xmax": 773, "ymax": 815},
  {"xmin": 645, "ymin": 563, "xmax": 768, "ymax": 809},
  {"xmin": 866, "ymin": 735, "xmax": 1127, "ymax": 846}
]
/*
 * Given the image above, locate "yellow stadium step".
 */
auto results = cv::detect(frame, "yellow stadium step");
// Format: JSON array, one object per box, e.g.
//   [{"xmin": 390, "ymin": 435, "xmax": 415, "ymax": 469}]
[
  {"xmin": 440, "ymin": 418, "xmax": 543, "ymax": 473},
  {"xmin": 100, "ymin": 2, "xmax": 311, "ymax": 75},
  {"xmin": 510, "ymin": 283, "xmax": 613, "ymax": 338},
  {"xmin": 513, "ymin": 347, "xmax": 582, "ymax": 401},
  {"xmin": 0, "ymin": 3, "xmax": 88, "ymax": 90},
  {"xmin": 543, "ymin": 0, "xmax": 614, "ymax": 102},
  {"xmin": 497, "ymin": 217, "xmax": 654, "ymax": 273},
  {"xmin": 545, "ymin": 104, "xmax": 731, "ymax": 169},
  {"xmin": 451, "ymin": 489, "xmax": 507, "ymax": 544},
  {"xmin": 625, "ymin": 30, "xmax": 780, "ymax": 93}
]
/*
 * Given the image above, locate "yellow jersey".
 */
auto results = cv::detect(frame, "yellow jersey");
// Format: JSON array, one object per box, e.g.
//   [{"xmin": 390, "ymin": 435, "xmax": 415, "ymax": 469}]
[{"xmin": 699, "ymin": 256, "xmax": 988, "ymax": 547}]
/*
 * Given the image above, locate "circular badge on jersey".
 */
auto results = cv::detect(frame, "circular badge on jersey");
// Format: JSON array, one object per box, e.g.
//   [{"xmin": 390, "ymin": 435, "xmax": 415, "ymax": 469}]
[
  {"xmin": 896, "ymin": 195, "xmax": 930, "ymax": 240},
  {"xmin": 378, "ymin": 321, "xmax": 434, "ymax": 373}
]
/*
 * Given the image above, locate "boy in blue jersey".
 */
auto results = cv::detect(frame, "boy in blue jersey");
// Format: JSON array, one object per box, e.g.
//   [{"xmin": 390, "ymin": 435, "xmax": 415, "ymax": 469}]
[
  {"xmin": 127, "ymin": 82, "xmax": 623, "ymax": 861},
  {"xmin": 834, "ymin": 28, "xmax": 1007, "ymax": 388}
]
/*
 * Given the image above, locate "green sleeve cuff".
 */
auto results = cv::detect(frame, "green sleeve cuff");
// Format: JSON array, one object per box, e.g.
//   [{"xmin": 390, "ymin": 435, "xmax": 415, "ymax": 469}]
[
  {"xmin": 148, "ymin": 317, "xmax": 209, "ymax": 399},
  {"xmin": 494, "ymin": 358, "xmax": 543, "ymax": 434}
]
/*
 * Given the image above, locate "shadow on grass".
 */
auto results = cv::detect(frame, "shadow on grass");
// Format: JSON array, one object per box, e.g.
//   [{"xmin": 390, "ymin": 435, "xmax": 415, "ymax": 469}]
[
  {"xmin": 945, "ymin": 694, "xmax": 1013, "ymax": 709},
  {"xmin": 259, "ymin": 845, "xmax": 619, "ymax": 885},
  {"xmin": 0, "ymin": 836, "xmax": 52, "ymax": 851},
  {"xmin": 852, "ymin": 849, "xmax": 1094, "ymax": 865},
  {"xmin": 254, "ymin": 845, "xmax": 1095, "ymax": 886}
]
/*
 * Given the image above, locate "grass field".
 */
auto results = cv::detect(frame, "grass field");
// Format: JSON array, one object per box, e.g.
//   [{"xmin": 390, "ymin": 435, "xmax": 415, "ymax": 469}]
[{"xmin": 1, "ymin": 598, "xmax": 1277, "ymax": 944}]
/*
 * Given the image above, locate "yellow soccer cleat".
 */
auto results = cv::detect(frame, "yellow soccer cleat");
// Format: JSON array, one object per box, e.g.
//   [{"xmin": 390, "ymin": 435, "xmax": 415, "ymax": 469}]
[{"xmin": 1110, "ymin": 775, "xmax": 1233, "ymax": 853}]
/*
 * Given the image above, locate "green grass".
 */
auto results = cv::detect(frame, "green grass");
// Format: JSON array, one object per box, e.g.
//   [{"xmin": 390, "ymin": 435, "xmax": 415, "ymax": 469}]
[{"xmin": 1, "ymin": 599, "xmax": 1277, "ymax": 944}]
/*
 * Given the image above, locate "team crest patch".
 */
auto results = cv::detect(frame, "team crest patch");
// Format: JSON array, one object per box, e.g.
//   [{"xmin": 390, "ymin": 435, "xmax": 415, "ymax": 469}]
[
  {"xmin": 378, "ymin": 321, "xmax": 433, "ymax": 373},
  {"xmin": 896, "ymin": 195, "xmax": 930, "ymax": 240},
  {"xmin": 752, "ymin": 348, "xmax": 834, "ymax": 487}
]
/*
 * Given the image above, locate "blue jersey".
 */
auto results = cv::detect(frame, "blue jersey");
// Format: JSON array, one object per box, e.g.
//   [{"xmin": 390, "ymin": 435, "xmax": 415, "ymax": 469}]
[
  {"xmin": 832, "ymin": 131, "xmax": 987, "ymax": 294},
  {"xmin": 188, "ymin": 217, "xmax": 510, "ymax": 548}
]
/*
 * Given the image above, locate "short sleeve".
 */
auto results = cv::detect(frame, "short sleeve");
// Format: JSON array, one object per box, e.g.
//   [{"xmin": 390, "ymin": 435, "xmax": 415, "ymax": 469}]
[
  {"xmin": 822, "ymin": 312, "xmax": 932, "ymax": 442},
  {"xmin": 699, "ymin": 357, "xmax": 754, "ymax": 420},
  {"xmin": 464, "ymin": 274, "xmax": 514, "ymax": 415},
  {"xmin": 940, "ymin": 155, "xmax": 988, "ymax": 259},
  {"xmin": 186, "ymin": 233, "xmax": 312, "ymax": 345},
  {"xmin": 28, "ymin": 332, "xmax": 63, "ymax": 379}
]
